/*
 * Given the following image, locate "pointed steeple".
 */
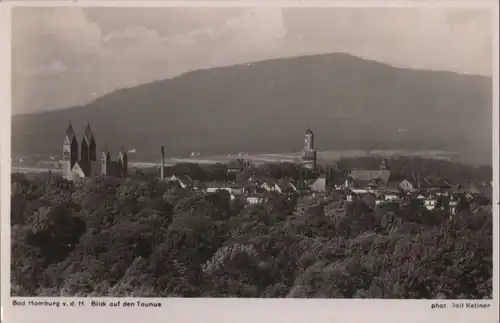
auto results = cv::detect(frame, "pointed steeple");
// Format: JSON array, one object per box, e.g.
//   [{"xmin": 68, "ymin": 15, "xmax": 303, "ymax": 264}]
[
  {"xmin": 84, "ymin": 122, "xmax": 94, "ymax": 142},
  {"xmin": 66, "ymin": 121, "xmax": 75, "ymax": 139}
]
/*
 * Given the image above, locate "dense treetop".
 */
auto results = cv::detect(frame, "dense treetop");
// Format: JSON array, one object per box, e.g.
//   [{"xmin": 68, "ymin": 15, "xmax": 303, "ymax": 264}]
[{"xmin": 10, "ymin": 158, "xmax": 493, "ymax": 298}]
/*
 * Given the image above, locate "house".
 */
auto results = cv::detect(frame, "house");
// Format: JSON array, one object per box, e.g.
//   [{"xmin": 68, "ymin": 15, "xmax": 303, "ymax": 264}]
[
  {"xmin": 424, "ymin": 197, "xmax": 437, "ymax": 210},
  {"xmin": 310, "ymin": 176, "xmax": 328, "ymax": 192},
  {"xmin": 241, "ymin": 183, "xmax": 265, "ymax": 195},
  {"xmin": 346, "ymin": 188, "xmax": 376, "ymax": 202},
  {"xmin": 374, "ymin": 190, "xmax": 400, "ymax": 205},
  {"xmin": 260, "ymin": 180, "xmax": 275, "ymax": 192},
  {"xmin": 398, "ymin": 179, "xmax": 415, "ymax": 193},
  {"xmin": 246, "ymin": 195, "xmax": 267, "ymax": 204},
  {"xmin": 273, "ymin": 180, "xmax": 297, "ymax": 194},
  {"xmin": 167, "ymin": 175, "xmax": 193, "ymax": 189},
  {"xmin": 206, "ymin": 184, "xmax": 222, "ymax": 193},
  {"xmin": 383, "ymin": 192, "xmax": 400, "ymax": 202},
  {"xmin": 204, "ymin": 182, "xmax": 244, "ymax": 196},
  {"xmin": 346, "ymin": 191, "xmax": 358, "ymax": 202}
]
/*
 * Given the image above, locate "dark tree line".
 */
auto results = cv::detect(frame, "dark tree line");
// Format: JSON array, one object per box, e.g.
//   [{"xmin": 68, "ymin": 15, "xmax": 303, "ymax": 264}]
[{"xmin": 10, "ymin": 159, "xmax": 493, "ymax": 298}]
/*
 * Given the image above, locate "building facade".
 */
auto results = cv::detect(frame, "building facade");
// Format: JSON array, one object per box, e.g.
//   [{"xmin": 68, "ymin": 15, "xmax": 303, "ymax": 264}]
[
  {"xmin": 100, "ymin": 144, "xmax": 129, "ymax": 178},
  {"xmin": 61, "ymin": 122, "xmax": 127, "ymax": 181}
]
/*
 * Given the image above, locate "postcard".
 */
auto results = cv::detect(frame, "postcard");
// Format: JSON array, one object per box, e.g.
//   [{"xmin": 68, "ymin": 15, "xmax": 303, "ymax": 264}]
[{"xmin": 1, "ymin": 1, "xmax": 498, "ymax": 323}]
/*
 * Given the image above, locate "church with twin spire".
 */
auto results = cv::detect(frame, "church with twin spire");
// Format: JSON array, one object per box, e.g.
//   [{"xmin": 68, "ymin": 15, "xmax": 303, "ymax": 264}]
[{"xmin": 61, "ymin": 122, "xmax": 128, "ymax": 181}]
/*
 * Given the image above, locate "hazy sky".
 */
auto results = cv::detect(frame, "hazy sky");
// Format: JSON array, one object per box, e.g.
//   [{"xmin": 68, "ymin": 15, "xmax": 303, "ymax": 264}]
[{"xmin": 12, "ymin": 6, "xmax": 493, "ymax": 115}]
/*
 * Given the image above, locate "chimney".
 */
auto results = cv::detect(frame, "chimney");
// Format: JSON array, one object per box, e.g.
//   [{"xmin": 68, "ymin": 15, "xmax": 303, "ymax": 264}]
[{"xmin": 160, "ymin": 146, "xmax": 165, "ymax": 180}]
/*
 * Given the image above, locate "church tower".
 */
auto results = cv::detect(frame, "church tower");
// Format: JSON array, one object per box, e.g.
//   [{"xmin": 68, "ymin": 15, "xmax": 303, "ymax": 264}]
[
  {"xmin": 117, "ymin": 146, "xmax": 128, "ymax": 177},
  {"xmin": 100, "ymin": 142, "xmax": 111, "ymax": 176},
  {"xmin": 301, "ymin": 128, "xmax": 317, "ymax": 170},
  {"xmin": 80, "ymin": 123, "xmax": 96, "ymax": 175},
  {"xmin": 61, "ymin": 122, "xmax": 79, "ymax": 180},
  {"xmin": 380, "ymin": 158, "xmax": 389, "ymax": 170}
]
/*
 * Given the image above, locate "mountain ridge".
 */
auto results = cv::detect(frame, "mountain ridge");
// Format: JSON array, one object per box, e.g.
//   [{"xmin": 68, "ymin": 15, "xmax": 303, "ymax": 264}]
[{"xmin": 12, "ymin": 52, "xmax": 493, "ymax": 164}]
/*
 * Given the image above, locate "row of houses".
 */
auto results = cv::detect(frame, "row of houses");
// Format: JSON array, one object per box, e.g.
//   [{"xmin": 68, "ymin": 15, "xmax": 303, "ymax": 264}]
[
  {"xmin": 158, "ymin": 154, "xmax": 490, "ymax": 214},
  {"xmin": 164, "ymin": 170, "xmax": 488, "ymax": 214}
]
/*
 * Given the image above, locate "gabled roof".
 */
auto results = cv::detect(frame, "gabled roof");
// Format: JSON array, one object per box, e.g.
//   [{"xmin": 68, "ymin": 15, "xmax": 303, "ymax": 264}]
[
  {"xmin": 71, "ymin": 161, "xmax": 87, "ymax": 178},
  {"xmin": 275, "ymin": 180, "xmax": 296, "ymax": 192},
  {"xmin": 176, "ymin": 175, "xmax": 193, "ymax": 185}
]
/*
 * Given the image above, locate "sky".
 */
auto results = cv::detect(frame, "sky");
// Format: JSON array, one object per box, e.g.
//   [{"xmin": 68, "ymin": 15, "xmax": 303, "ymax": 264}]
[{"xmin": 11, "ymin": 6, "xmax": 494, "ymax": 115}]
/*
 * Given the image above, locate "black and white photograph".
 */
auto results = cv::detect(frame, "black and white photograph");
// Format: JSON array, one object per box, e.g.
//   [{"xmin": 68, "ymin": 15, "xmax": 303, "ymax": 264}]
[{"xmin": 4, "ymin": 1, "xmax": 497, "ymax": 305}]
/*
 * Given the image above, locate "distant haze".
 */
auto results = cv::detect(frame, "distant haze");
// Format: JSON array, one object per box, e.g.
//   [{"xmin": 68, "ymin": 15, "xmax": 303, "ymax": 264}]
[{"xmin": 12, "ymin": 6, "xmax": 493, "ymax": 115}]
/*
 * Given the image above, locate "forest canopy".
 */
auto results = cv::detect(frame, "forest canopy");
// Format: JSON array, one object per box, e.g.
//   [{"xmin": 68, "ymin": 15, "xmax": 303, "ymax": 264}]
[{"xmin": 10, "ymin": 158, "xmax": 493, "ymax": 298}]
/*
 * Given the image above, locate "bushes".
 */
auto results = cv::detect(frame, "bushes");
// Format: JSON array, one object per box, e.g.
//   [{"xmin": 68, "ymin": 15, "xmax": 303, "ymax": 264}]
[{"xmin": 10, "ymin": 167, "xmax": 493, "ymax": 299}]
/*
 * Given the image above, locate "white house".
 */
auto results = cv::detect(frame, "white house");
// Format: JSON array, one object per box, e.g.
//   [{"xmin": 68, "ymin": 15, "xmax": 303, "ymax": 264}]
[
  {"xmin": 310, "ymin": 177, "xmax": 327, "ymax": 192},
  {"xmin": 398, "ymin": 179, "xmax": 415, "ymax": 192},
  {"xmin": 384, "ymin": 193, "xmax": 399, "ymax": 201},
  {"xmin": 206, "ymin": 186, "xmax": 220, "ymax": 193},
  {"xmin": 246, "ymin": 195, "xmax": 266, "ymax": 204},
  {"xmin": 260, "ymin": 181, "xmax": 274, "ymax": 192},
  {"xmin": 424, "ymin": 198, "xmax": 437, "ymax": 210}
]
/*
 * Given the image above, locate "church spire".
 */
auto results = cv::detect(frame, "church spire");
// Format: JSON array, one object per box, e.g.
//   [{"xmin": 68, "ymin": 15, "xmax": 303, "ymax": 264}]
[
  {"xmin": 84, "ymin": 122, "xmax": 94, "ymax": 142},
  {"xmin": 66, "ymin": 121, "xmax": 75, "ymax": 139}
]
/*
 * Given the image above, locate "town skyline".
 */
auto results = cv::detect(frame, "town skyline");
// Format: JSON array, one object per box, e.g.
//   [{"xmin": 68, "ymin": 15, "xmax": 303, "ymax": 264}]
[{"xmin": 12, "ymin": 6, "xmax": 493, "ymax": 115}]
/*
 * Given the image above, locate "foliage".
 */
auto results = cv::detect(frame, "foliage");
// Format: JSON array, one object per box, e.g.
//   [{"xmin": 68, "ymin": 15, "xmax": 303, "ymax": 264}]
[{"xmin": 10, "ymin": 160, "xmax": 493, "ymax": 299}]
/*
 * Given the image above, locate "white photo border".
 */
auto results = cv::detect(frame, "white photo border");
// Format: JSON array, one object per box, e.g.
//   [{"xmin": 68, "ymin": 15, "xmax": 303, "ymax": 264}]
[{"xmin": 1, "ymin": 1, "xmax": 498, "ymax": 323}]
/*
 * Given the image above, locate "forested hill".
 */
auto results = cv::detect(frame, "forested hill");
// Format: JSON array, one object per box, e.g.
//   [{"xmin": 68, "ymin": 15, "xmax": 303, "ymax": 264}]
[{"xmin": 12, "ymin": 53, "xmax": 492, "ymax": 163}]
